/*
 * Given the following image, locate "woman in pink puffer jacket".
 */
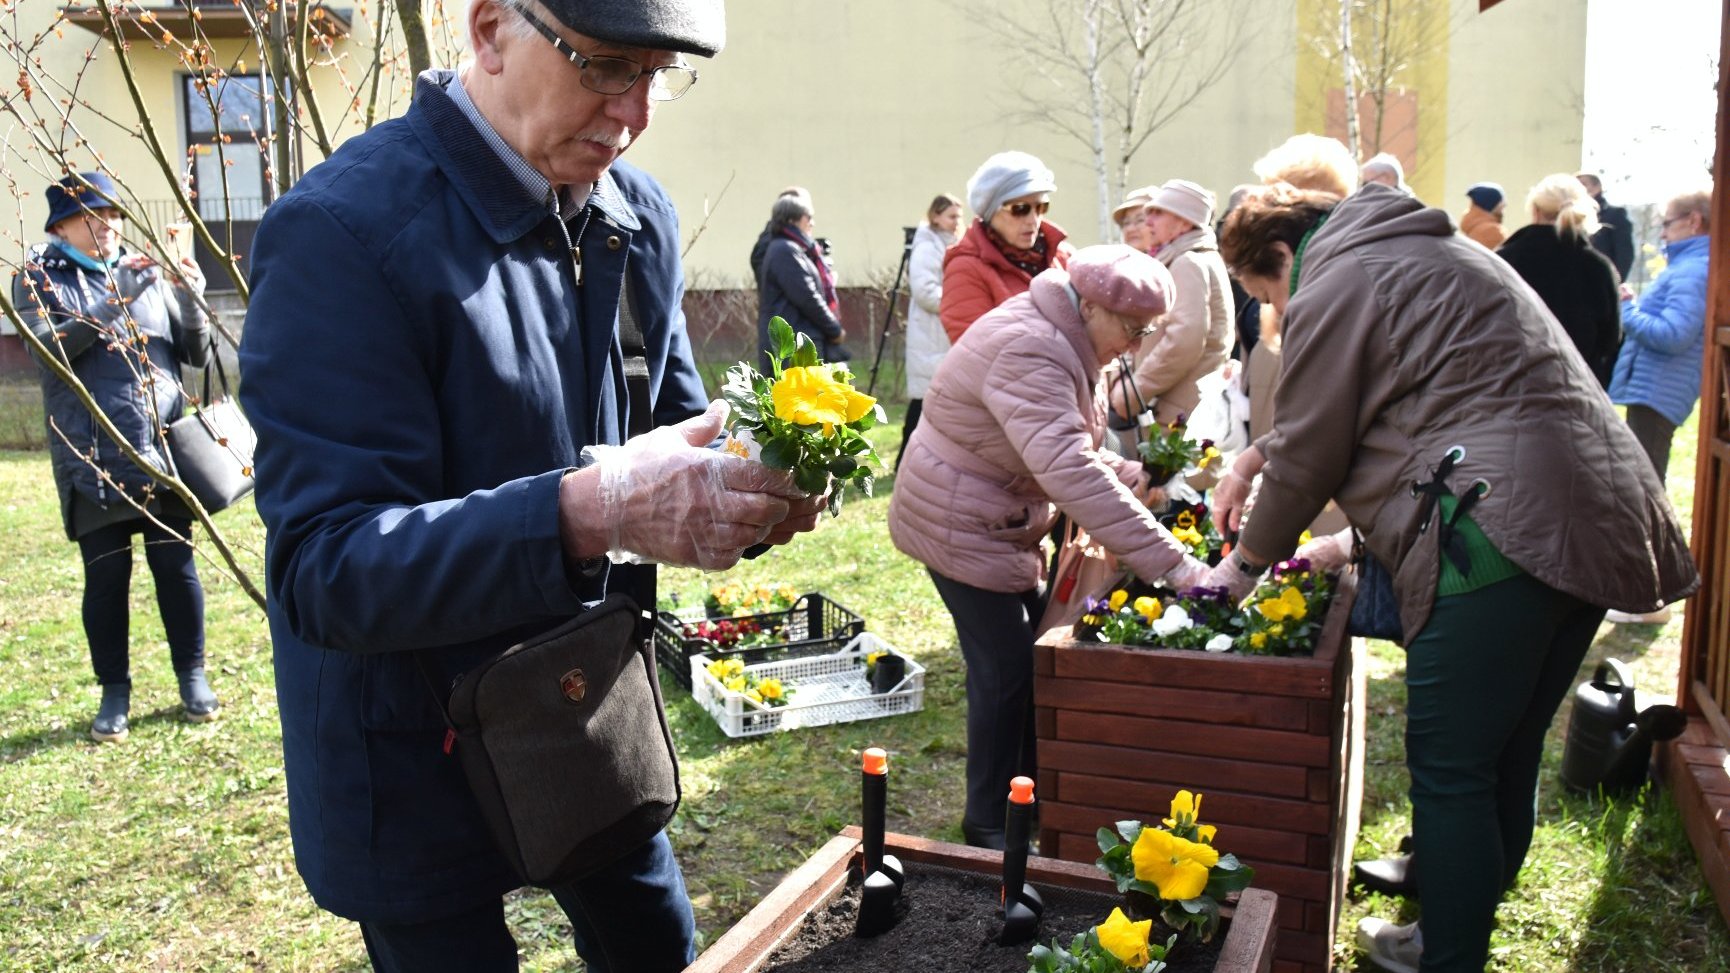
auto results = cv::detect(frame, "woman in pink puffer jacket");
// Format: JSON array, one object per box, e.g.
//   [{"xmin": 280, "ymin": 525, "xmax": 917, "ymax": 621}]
[{"xmin": 889, "ymin": 244, "xmax": 1215, "ymax": 848}]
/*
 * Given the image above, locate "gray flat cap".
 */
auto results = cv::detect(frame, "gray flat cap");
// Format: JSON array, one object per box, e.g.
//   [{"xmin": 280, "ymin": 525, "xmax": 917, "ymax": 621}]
[{"xmin": 540, "ymin": 0, "xmax": 726, "ymax": 57}]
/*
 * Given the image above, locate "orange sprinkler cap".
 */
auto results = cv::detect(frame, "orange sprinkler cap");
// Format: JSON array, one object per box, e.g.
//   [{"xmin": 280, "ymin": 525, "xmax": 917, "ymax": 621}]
[
  {"xmin": 1009, "ymin": 776, "xmax": 1035, "ymax": 804},
  {"xmin": 862, "ymin": 747, "xmax": 888, "ymax": 776}
]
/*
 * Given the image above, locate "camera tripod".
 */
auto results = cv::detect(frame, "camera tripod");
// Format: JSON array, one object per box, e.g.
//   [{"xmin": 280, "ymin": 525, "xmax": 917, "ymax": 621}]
[{"xmin": 865, "ymin": 225, "xmax": 917, "ymax": 398}]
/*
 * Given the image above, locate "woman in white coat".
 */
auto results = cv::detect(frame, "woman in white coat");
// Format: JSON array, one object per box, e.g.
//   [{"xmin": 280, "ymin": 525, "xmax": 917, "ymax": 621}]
[{"xmin": 900, "ymin": 193, "xmax": 964, "ymax": 465}]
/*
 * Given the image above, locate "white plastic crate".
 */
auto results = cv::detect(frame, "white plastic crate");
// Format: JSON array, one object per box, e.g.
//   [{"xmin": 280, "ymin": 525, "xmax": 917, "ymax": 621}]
[{"xmin": 690, "ymin": 633, "xmax": 925, "ymax": 739}]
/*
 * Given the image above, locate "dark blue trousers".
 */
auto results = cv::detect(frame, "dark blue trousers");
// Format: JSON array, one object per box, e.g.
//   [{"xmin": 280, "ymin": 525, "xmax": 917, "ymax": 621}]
[
  {"xmin": 77, "ymin": 515, "xmax": 205, "ymax": 685},
  {"xmin": 358, "ymin": 831, "xmax": 695, "ymax": 973}
]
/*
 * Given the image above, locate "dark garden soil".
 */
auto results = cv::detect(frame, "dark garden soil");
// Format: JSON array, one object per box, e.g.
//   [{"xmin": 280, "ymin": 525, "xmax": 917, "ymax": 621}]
[{"xmin": 761, "ymin": 861, "xmax": 1225, "ymax": 973}]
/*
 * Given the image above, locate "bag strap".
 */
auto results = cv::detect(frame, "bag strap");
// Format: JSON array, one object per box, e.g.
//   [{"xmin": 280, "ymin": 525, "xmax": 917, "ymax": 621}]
[{"xmin": 616, "ymin": 259, "xmax": 652, "ymax": 439}]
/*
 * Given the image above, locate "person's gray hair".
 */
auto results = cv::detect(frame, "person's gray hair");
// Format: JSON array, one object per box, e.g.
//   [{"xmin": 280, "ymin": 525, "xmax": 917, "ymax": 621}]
[
  {"xmin": 496, "ymin": 0, "xmax": 540, "ymax": 41},
  {"xmin": 770, "ymin": 192, "xmax": 812, "ymax": 226}
]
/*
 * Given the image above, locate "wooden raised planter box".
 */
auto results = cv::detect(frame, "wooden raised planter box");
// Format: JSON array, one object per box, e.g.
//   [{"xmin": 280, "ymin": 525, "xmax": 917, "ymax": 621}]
[
  {"xmin": 688, "ymin": 827, "xmax": 1278, "ymax": 973},
  {"xmin": 1034, "ymin": 569, "xmax": 1364, "ymax": 973}
]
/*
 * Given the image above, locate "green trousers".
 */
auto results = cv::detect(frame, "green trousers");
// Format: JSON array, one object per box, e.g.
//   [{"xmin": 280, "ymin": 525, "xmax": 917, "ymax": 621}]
[{"xmin": 1404, "ymin": 573, "xmax": 1605, "ymax": 973}]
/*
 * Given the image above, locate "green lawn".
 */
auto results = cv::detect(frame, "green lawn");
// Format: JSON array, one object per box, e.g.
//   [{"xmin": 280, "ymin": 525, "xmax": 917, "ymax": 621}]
[{"xmin": 0, "ymin": 405, "xmax": 1724, "ymax": 972}]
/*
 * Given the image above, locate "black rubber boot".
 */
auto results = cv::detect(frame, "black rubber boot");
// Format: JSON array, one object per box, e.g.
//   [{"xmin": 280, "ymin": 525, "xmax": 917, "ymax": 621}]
[
  {"xmin": 962, "ymin": 821, "xmax": 1007, "ymax": 851},
  {"xmin": 90, "ymin": 683, "xmax": 130, "ymax": 743},
  {"xmin": 177, "ymin": 667, "xmax": 220, "ymax": 723}
]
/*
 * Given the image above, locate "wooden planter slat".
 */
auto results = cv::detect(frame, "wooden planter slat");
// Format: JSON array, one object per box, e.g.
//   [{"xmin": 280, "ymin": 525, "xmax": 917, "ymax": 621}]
[
  {"xmin": 1039, "ymin": 802, "xmax": 1314, "ymax": 867},
  {"xmin": 1034, "ymin": 677, "xmax": 1315, "ymax": 731},
  {"xmin": 687, "ymin": 828, "xmax": 1280, "ymax": 973},
  {"xmin": 1049, "ymin": 710, "xmax": 1334, "ymax": 767},
  {"xmin": 1039, "ymin": 640, "xmax": 1342, "ymax": 699},
  {"xmin": 1038, "ymin": 739, "xmax": 1312, "ymax": 799},
  {"xmin": 1050, "ymin": 772, "xmax": 1333, "ymax": 834},
  {"xmin": 1034, "ymin": 569, "xmax": 1364, "ymax": 973}
]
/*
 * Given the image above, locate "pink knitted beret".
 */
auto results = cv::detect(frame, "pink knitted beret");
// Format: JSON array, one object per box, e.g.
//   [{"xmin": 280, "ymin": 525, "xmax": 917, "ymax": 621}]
[{"xmin": 1064, "ymin": 244, "xmax": 1175, "ymax": 318}]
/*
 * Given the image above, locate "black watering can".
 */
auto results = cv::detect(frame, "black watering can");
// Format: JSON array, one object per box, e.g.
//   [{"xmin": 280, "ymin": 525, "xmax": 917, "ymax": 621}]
[{"xmin": 1560, "ymin": 658, "xmax": 1686, "ymax": 795}]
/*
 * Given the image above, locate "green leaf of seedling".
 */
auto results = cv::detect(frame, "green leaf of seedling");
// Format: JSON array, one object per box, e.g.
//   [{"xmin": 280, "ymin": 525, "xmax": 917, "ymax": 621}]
[
  {"xmin": 1204, "ymin": 863, "xmax": 1254, "ymax": 897},
  {"xmin": 1127, "ymin": 878, "xmax": 1162, "ymax": 899},
  {"xmin": 841, "ymin": 434, "xmax": 872, "ymax": 455},
  {"xmin": 794, "ymin": 463, "xmax": 829, "ymax": 495},
  {"xmin": 1117, "ymin": 820, "xmax": 1145, "ymax": 844},
  {"xmin": 827, "ymin": 456, "xmax": 857, "ymax": 477},
  {"xmin": 857, "ymin": 473, "xmax": 874, "ymax": 498},
  {"xmin": 826, "ymin": 481, "xmax": 845, "ymax": 517},
  {"xmin": 852, "ymin": 405, "xmax": 880, "ymax": 431},
  {"xmin": 1097, "ymin": 827, "xmax": 1122, "ymax": 854},
  {"xmin": 792, "ymin": 332, "xmax": 820, "ymax": 368},
  {"xmin": 760, "ymin": 437, "xmax": 799, "ymax": 470},
  {"xmin": 769, "ymin": 316, "xmax": 795, "ymax": 364}
]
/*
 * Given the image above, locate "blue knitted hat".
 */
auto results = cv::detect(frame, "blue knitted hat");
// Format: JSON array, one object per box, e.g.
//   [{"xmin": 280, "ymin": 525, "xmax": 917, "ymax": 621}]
[
  {"xmin": 44, "ymin": 171, "xmax": 120, "ymax": 232},
  {"xmin": 1465, "ymin": 182, "xmax": 1505, "ymax": 212}
]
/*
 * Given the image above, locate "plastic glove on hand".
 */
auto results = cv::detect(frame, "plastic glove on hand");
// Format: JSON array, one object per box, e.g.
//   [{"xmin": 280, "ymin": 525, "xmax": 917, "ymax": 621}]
[
  {"xmin": 1160, "ymin": 554, "xmax": 1212, "ymax": 592},
  {"xmin": 1295, "ymin": 529, "xmax": 1353, "ymax": 573},
  {"xmin": 1200, "ymin": 549, "xmax": 1262, "ymax": 602},
  {"xmin": 586, "ymin": 401, "xmax": 806, "ymax": 569},
  {"xmin": 1211, "ymin": 469, "xmax": 1251, "ymax": 535}
]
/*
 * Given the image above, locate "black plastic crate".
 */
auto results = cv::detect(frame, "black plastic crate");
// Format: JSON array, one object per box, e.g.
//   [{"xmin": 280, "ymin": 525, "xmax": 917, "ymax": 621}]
[{"xmin": 653, "ymin": 592, "xmax": 865, "ymax": 690}]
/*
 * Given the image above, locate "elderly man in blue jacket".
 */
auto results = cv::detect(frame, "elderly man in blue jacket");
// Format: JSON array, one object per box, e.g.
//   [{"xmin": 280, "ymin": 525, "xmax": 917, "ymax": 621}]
[
  {"xmin": 1605, "ymin": 187, "xmax": 1710, "ymax": 624},
  {"xmin": 239, "ymin": 0, "xmax": 822, "ymax": 969}
]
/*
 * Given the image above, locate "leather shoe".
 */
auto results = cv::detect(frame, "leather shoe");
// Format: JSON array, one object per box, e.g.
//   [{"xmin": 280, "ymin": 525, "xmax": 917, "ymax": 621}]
[{"xmin": 1354, "ymin": 853, "xmax": 1417, "ymax": 897}]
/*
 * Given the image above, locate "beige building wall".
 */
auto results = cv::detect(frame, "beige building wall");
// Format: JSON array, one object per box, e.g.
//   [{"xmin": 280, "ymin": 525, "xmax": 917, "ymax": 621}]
[{"xmin": 1442, "ymin": 0, "xmax": 1588, "ymax": 230}]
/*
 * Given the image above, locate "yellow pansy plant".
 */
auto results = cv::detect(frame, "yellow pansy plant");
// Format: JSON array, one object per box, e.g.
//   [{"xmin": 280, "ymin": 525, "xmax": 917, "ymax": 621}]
[
  {"xmin": 1256, "ymin": 585, "xmax": 1308, "ymax": 623},
  {"xmin": 722, "ymin": 316, "xmax": 885, "ymax": 515},
  {"xmin": 1133, "ymin": 596, "xmax": 1162, "ymax": 624},
  {"xmin": 1095, "ymin": 788, "xmax": 1256, "ymax": 944},
  {"xmin": 1108, "ymin": 589, "xmax": 1130, "ymax": 612}
]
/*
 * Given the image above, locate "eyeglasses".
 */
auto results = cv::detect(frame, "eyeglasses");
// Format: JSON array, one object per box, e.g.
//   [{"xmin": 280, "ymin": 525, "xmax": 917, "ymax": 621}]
[
  {"xmin": 1121, "ymin": 318, "xmax": 1159, "ymax": 340},
  {"xmin": 1005, "ymin": 200, "xmax": 1051, "ymax": 218},
  {"xmin": 1661, "ymin": 214, "xmax": 1695, "ymax": 229},
  {"xmin": 514, "ymin": 3, "xmax": 699, "ymax": 102}
]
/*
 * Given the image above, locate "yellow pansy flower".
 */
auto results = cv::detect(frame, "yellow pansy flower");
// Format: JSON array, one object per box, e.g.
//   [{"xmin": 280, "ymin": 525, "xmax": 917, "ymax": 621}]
[
  {"xmin": 1163, "ymin": 790, "xmax": 1203, "ymax": 830},
  {"xmin": 746, "ymin": 688, "xmax": 763, "ymax": 704},
  {"xmin": 1198, "ymin": 824, "xmax": 1218, "ymax": 844},
  {"xmin": 1134, "ymin": 596, "xmax": 1162, "ymax": 624},
  {"xmin": 1172, "ymin": 526, "xmax": 1204, "ymax": 548},
  {"xmin": 1298, "ymin": 529, "xmax": 1313, "ymax": 546},
  {"xmin": 1095, "ymin": 907, "xmax": 1153, "ymax": 968},
  {"xmin": 707, "ymin": 657, "xmax": 744, "ymax": 680},
  {"xmin": 1174, "ymin": 510, "xmax": 1196, "ymax": 530},
  {"xmin": 1108, "ymin": 589, "xmax": 1129, "ymax": 612},
  {"xmin": 1257, "ymin": 586, "xmax": 1308, "ymax": 622},
  {"xmin": 1131, "ymin": 827, "xmax": 1220, "ymax": 901},
  {"xmin": 1197, "ymin": 445, "xmax": 1221, "ymax": 470},
  {"xmin": 723, "ymin": 675, "xmax": 748, "ymax": 693},
  {"xmin": 1249, "ymin": 632, "xmax": 1268, "ymax": 649},
  {"xmin": 1269, "ymin": 623, "xmax": 1284, "ymax": 637},
  {"xmin": 770, "ymin": 365, "xmax": 876, "ymax": 435},
  {"xmin": 757, "ymin": 678, "xmax": 786, "ymax": 702}
]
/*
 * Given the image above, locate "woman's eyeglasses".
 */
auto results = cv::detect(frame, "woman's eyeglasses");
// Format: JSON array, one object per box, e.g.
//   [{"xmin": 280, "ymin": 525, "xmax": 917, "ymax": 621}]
[
  {"xmin": 514, "ymin": 3, "xmax": 699, "ymax": 102},
  {"xmin": 1005, "ymin": 201, "xmax": 1051, "ymax": 218}
]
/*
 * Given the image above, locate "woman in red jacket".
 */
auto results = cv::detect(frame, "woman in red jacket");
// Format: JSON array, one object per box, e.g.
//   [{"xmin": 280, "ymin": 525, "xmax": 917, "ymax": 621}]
[{"xmin": 940, "ymin": 151, "xmax": 1074, "ymax": 342}]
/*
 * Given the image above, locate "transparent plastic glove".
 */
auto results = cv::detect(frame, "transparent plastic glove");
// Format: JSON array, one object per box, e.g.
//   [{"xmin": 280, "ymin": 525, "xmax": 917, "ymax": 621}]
[
  {"xmin": 1160, "ymin": 554, "xmax": 1213, "ymax": 592},
  {"xmin": 1200, "ymin": 548, "xmax": 1262, "ymax": 602},
  {"xmin": 579, "ymin": 400, "xmax": 804, "ymax": 569},
  {"xmin": 1296, "ymin": 527, "xmax": 1354, "ymax": 573}
]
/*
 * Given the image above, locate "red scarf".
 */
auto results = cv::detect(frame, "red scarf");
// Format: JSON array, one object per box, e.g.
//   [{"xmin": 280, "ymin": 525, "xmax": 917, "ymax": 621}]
[
  {"xmin": 782, "ymin": 227, "xmax": 839, "ymax": 316},
  {"xmin": 982, "ymin": 220, "xmax": 1053, "ymax": 279}
]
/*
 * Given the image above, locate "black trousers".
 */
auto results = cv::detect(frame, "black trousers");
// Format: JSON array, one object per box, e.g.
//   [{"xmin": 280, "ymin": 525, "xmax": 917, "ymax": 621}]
[
  {"xmin": 1625, "ymin": 404, "xmax": 1676, "ymax": 485},
  {"xmin": 897, "ymin": 398, "xmax": 924, "ymax": 470},
  {"xmin": 927, "ymin": 568, "xmax": 1044, "ymax": 833},
  {"xmin": 76, "ymin": 516, "xmax": 204, "ymax": 686}
]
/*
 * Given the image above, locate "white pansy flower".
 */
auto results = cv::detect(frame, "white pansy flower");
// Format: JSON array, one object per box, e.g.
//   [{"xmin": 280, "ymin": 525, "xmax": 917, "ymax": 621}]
[
  {"xmin": 1151, "ymin": 605, "xmax": 1194, "ymax": 638},
  {"xmin": 1204, "ymin": 633, "xmax": 1233, "ymax": 653}
]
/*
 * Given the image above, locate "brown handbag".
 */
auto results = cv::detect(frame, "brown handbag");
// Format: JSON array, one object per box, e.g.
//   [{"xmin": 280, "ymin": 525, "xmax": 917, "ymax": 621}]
[{"xmin": 1038, "ymin": 521, "xmax": 1127, "ymax": 636}]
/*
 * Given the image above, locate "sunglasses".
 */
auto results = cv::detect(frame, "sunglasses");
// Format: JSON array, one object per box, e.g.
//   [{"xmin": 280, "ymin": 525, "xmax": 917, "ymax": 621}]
[
  {"xmin": 1005, "ymin": 200, "xmax": 1051, "ymax": 218},
  {"xmin": 514, "ymin": 3, "xmax": 699, "ymax": 102}
]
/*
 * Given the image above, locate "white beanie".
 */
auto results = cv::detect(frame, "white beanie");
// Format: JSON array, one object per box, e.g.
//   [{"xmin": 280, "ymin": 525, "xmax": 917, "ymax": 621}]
[
  {"xmin": 967, "ymin": 151, "xmax": 1057, "ymax": 221},
  {"xmin": 1147, "ymin": 179, "xmax": 1215, "ymax": 230}
]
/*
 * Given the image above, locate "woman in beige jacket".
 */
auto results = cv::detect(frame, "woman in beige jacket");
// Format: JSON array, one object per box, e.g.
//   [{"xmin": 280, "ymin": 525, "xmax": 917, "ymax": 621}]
[
  {"xmin": 1210, "ymin": 183, "xmax": 1698, "ymax": 973},
  {"xmin": 890, "ymin": 245, "xmax": 1211, "ymax": 848},
  {"xmin": 1113, "ymin": 179, "xmax": 1234, "ymax": 428}
]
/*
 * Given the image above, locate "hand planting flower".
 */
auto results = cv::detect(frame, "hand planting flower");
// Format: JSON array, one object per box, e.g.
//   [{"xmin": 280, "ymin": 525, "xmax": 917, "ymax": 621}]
[
  {"xmin": 1096, "ymin": 788, "xmax": 1255, "ymax": 943},
  {"xmin": 722, "ymin": 317, "xmax": 884, "ymax": 515},
  {"xmin": 1027, "ymin": 906, "xmax": 1174, "ymax": 973},
  {"xmin": 1137, "ymin": 417, "xmax": 1211, "ymax": 486}
]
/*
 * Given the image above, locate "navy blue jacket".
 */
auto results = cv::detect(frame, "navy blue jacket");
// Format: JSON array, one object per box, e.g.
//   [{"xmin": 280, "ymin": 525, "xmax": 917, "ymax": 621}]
[
  {"xmin": 13, "ymin": 246, "xmax": 208, "ymax": 536},
  {"xmin": 755, "ymin": 227, "xmax": 846, "ymax": 366},
  {"xmin": 238, "ymin": 70, "xmax": 707, "ymax": 922}
]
